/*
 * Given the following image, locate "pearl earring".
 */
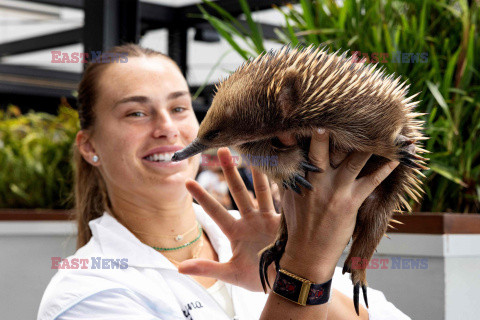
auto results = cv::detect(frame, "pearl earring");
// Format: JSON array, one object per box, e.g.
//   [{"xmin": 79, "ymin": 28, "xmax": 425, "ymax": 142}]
[{"xmin": 92, "ymin": 155, "xmax": 99, "ymax": 163}]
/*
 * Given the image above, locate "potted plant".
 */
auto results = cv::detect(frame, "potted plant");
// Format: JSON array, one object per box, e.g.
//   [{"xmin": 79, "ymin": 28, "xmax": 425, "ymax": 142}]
[{"xmin": 0, "ymin": 101, "xmax": 78, "ymax": 214}]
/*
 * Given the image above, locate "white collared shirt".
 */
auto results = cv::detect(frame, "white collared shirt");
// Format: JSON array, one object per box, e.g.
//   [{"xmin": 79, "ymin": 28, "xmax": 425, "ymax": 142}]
[{"xmin": 37, "ymin": 204, "xmax": 411, "ymax": 320}]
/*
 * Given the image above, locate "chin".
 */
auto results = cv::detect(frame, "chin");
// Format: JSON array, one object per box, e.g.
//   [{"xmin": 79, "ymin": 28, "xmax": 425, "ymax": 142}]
[{"xmin": 154, "ymin": 170, "xmax": 195, "ymax": 188}]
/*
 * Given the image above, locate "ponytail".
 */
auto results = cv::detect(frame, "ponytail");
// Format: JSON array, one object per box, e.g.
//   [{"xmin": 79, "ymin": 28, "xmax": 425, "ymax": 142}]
[{"xmin": 74, "ymin": 146, "xmax": 110, "ymax": 248}]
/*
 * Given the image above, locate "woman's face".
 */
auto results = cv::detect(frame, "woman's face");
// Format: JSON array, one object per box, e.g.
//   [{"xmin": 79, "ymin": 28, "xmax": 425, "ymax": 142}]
[{"xmin": 80, "ymin": 56, "xmax": 200, "ymax": 201}]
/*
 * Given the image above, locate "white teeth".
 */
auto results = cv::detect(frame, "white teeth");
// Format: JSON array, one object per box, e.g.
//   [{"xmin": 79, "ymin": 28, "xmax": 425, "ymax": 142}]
[{"xmin": 145, "ymin": 152, "xmax": 174, "ymax": 162}]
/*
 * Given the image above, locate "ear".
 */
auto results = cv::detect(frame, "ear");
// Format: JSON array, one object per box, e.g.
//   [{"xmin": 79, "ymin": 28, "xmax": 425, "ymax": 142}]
[
  {"xmin": 76, "ymin": 130, "xmax": 100, "ymax": 166},
  {"xmin": 277, "ymin": 67, "xmax": 299, "ymax": 120}
]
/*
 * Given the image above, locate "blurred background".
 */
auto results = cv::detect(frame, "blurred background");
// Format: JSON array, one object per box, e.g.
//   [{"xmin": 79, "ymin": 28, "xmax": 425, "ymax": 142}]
[{"xmin": 0, "ymin": 0, "xmax": 479, "ymax": 319}]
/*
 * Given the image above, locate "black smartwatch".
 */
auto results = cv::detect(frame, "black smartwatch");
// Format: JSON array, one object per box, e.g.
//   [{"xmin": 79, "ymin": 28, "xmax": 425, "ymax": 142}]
[{"xmin": 272, "ymin": 268, "xmax": 332, "ymax": 306}]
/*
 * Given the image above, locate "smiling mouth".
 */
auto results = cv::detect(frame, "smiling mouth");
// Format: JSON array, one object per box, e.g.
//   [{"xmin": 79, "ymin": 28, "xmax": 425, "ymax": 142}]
[{"xmin": 143, "ymin": 152, "xmax": 175, "ymax": 162}]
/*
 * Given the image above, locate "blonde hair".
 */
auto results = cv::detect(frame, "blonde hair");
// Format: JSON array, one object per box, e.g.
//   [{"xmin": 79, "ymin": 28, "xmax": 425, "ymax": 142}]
[{"xmin": 74, "ymin": 43, "xmax": 179, "ymax": 248}]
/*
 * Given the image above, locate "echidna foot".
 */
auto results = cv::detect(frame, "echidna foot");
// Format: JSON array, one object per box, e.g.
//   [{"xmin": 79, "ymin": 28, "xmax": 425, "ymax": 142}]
[
  {"xmin": 396, "ymin": 134, "xmax": 429, "ymax": 170},
  {"xmin": 344, "ymin": 259, "xmax": 369, "ymax": 315}
]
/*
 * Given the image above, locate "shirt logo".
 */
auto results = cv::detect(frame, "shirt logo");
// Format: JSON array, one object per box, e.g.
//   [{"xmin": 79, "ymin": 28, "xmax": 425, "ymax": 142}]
[{"xmin": 181, "ymin": 301, "xmax": 204, "ymax": 319}]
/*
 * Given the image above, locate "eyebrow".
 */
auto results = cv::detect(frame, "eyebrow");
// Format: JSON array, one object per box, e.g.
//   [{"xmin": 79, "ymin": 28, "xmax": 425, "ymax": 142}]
[
  {"xmin": 113, "ymin": 91, "xmax": 191, "ymax": 108},
  {"xmin": 167, "ymin": 91, "xmax": 191, "ymax": 100}
]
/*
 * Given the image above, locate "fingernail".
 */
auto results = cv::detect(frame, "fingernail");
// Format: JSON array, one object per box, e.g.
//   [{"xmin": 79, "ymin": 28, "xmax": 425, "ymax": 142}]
[
  {"xmin": 317, "ymin": 128, "xmax": 325, "ymax": 134},
  {"xmin": 389, "ymin": 161, "xmax": 400, "ymax": 169}
]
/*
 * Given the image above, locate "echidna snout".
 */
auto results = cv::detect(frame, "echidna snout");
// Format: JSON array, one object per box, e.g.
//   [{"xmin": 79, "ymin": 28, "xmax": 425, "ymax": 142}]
[{"xmin": 172, "ymin": 138, "xmax": 209, "ymax": 161}]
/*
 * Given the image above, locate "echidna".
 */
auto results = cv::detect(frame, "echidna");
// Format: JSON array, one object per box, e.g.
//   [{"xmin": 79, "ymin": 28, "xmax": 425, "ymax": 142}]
[{"xmin": 172, "ymin": 44, "xmax": 428, "ymax": 315}]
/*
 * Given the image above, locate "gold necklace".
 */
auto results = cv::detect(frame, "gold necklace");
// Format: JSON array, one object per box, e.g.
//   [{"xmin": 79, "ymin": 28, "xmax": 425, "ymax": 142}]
[
  {"xmin": 164, "ymin": 233, "xmax": 204, "ymax": 266},
  {"xmin": 159, "ymin": 221, "xmax": 199, "ymax": 242},
  {"xmin": 133, "ymin": 221, "xmax": 199, "ymax": 242}
]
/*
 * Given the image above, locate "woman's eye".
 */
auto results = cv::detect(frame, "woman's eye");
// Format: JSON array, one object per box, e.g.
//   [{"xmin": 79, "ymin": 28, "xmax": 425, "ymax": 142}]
[
  {"xmin": 172, "ymin": 106, "xmax": 186, "ymax": 113},
  {"xmin": 127, "ymin": 111, "xmax": 146, "ymax": 117}
]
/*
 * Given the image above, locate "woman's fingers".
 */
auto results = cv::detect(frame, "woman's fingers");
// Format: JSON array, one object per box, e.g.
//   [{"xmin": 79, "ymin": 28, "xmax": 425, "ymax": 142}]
[
  {"xmin": 354, "ymin": 161, "xmax": 400, "ymax": 202},
  {"xmin": 178, "ymin": 259, "xmax": 235, "ymax": 284},
  {"xmin": 217, "ymin": 148, "xmax": 255, "ymax": 215},
  {"xmin": 251, "ymin": 166, "xmax": 275, "ymax": 213},
  {"xmin": 185, "ymin": 179, "xmax": 235, "ymax": 236},
  {"xmin": 335, "ymin": 151, "xmax": 372, "ymax": 186},
  {"xmin": 307, "ymin": 128, "xmax": 329, "ymax": 180}
]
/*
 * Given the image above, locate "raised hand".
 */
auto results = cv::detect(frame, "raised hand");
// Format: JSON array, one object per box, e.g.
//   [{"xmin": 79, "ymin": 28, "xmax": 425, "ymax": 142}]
[{"xmin": 179, "ymin": 147, "xmax": 281, "ymax": 292}]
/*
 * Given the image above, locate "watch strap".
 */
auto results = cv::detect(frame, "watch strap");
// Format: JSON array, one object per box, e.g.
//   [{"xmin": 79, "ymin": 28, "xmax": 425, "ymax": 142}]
[{"xmin": 272, "ymin": 268, "xmax": 332, "ymax": 306}]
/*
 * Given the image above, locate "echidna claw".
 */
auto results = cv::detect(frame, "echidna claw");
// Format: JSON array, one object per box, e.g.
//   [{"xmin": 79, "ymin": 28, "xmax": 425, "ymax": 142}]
[
  {"xmin": 273, "ymin": 239, "xmax": 287, "ymax": 272},
  {"xmin": 399, "ymin": 150, "xmax": 428, "ymax": 161},
  {"xmin": 282, "ymin": 180, "xmax": 302, "ymax": 194},
  {"xmin": 301, "ymin": 161, "xmax": 323, "ymax": 173},
  {"xmin": 396, "ymin": 138, "xmax": 415, "ymax": 147},
  {"xmin": 353, "ymin": 281, "xmax": 369, "ymax": 315},
  {"xmin": 259, "ymin": 248, "xmax": 274, "ymax": 292},
  {"xmin": 259, "ymin": 240, "xmax": 287, "ymax": 293},
  {"xmin": 354, "ymin": 283, "xmax": 360, "ymax": 316},
  {"xmin": 294, "ymin": 174, "xmax": 313, "ymax": 190},
  {"xmin": 289, "ymin": 181, "xmax": 302, "ymax": 195},
  {"xmin": 400, "ymin": 156, "xmax": 429, "ymax": 170},
  {"xmin": 362, "ymin": 284, "xmax": 369, "ymax": 308}
]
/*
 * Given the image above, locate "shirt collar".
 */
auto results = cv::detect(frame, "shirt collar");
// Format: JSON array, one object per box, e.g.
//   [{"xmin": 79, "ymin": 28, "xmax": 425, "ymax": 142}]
[{"xmin": 88, "ymin": 203, "xmax": 234, "ymax": 269}]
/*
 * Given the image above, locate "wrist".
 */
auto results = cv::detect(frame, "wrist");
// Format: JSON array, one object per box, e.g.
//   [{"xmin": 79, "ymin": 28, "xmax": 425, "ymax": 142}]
[{"xmin": 280, "ymin": 246, "xmax": 336, "ymax": 284}]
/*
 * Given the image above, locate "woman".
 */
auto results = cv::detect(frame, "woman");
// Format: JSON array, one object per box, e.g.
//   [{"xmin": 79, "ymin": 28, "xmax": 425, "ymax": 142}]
[{"xmin": 37, "ymin": 44, "xmax": 410, "ymax": 320}]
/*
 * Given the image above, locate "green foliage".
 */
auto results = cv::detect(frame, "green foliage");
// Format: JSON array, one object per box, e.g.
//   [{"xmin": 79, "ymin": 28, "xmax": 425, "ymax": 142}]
[
  {"xmin": 0, "ymin": 102, "xmax": 79, "ymax": 209},
  {"xmin": 200, "ymin": 0, "xmax": 480, "ymax": 213}
]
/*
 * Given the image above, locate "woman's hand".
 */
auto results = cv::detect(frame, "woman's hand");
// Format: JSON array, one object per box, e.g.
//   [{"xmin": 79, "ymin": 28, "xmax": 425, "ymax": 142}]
[
  {"xmin": 179, "ymin": 148, "xmax": 281, "ymax": 292},
  {"xmin": 279, "ymin": 128, "xmax": 400, "ymax": 283}
]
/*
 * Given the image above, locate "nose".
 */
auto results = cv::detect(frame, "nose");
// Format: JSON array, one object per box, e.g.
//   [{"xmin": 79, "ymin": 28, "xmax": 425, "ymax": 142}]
[{"xmin": 152, "ymin": 109, "xmax": 179, "ymax": 142}]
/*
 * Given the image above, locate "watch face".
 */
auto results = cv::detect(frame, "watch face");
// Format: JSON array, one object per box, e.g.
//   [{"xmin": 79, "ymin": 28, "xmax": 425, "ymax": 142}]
[
  {"xmin": 273, "ymin": 271, "xmax": 332, "ymax": 305},
  {"xmin": 273, "ymin": 272, "xmax": 303, "ymax": 303}
]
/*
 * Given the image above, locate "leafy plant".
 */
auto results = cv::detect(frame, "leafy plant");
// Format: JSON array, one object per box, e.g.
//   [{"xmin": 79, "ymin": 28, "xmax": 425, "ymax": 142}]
[
  {"xmin": 199, "ymin": 0, "xmax": 480, "ymax": 213},
  {"xmin": 0, "ymin": 101, "xmax": 79, "ymax": 209}
]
